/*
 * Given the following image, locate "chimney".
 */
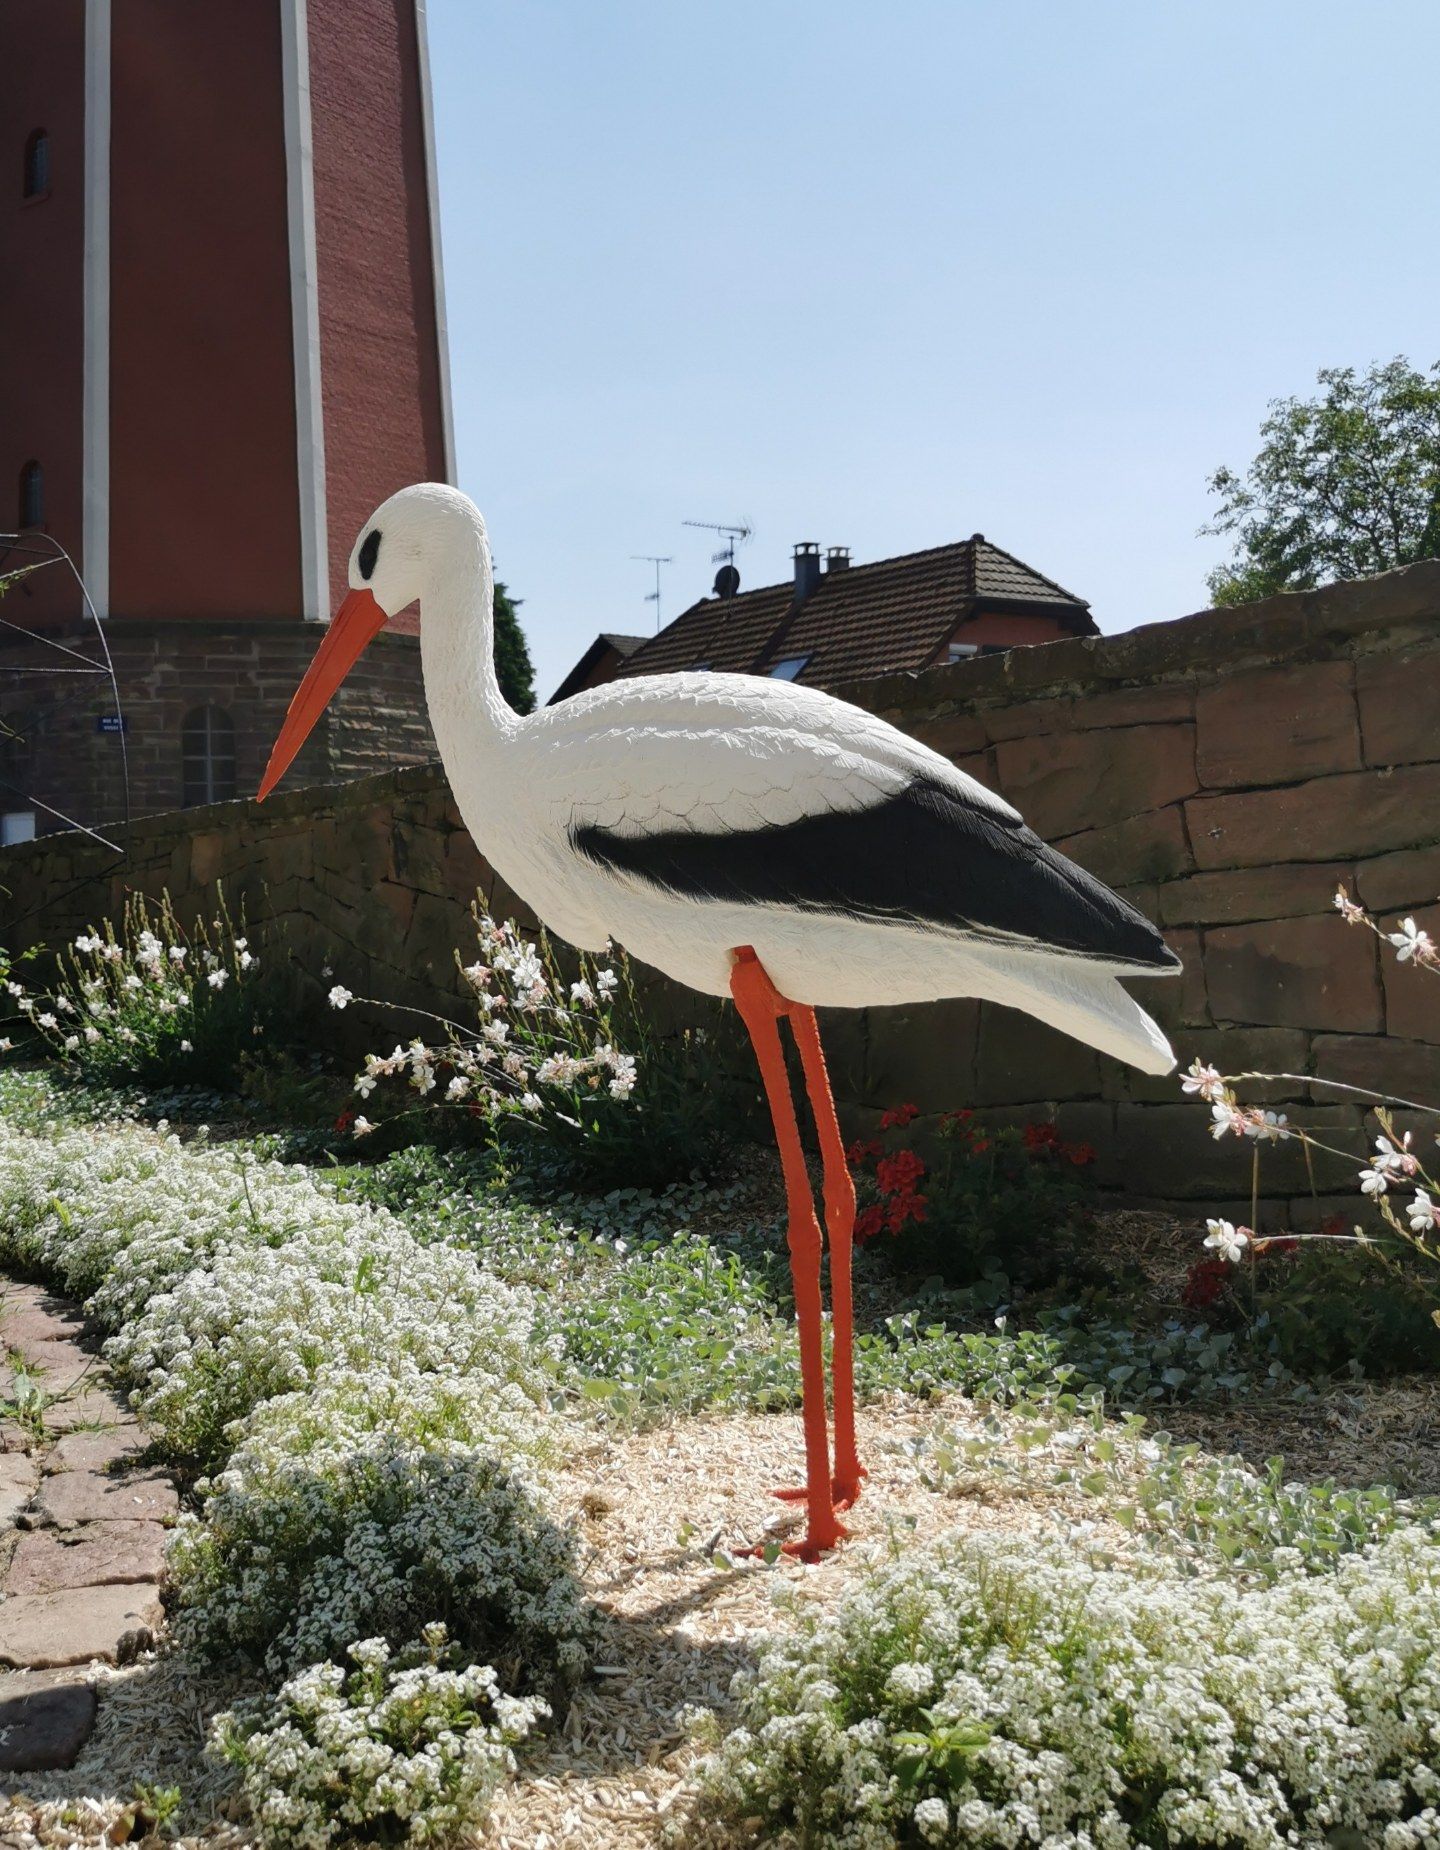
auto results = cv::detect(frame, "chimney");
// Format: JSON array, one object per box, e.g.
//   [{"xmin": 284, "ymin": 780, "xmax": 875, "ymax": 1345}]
[
  {"xmin": 792, "ymin": 541, "xmax": 821, "ymax": 603},
  {"xmin": 825, "ymin": 546, "xmax": 851, "ymax": 572}
]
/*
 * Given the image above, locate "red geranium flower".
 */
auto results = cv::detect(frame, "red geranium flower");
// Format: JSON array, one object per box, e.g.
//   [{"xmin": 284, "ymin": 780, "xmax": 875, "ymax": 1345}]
[
  {"xmin": 876, "ymin": 1149, "xmax": 926, "ymax": 1195},
  {"xmin": 1183, "ymin": 1255, "xmax": 1231, "ymax": 1310},
  {"xmin": 334, "ymin": 1108, "xmax": 355, "ymax": 1133},
  {"xmin": 1064, "ymin": 1142, "xmax": 1097, "ymax": 1167},
  {"xmin": 881, "ymin": 1102, "xmax": 920, "ymax": 1130},
  {"xmin": 885, "ymin": 1190, "xmax": 928, "ymax": 1232},
  {"xmin": 854, "ymin": 1204, "xmax": 886, "ymax": 1244},
  {"xmin": 845, "ymin": 1138, "xmax": 884, "ymax": 1168},
  {"xmin": 1023, "ymin": 1121, "xmax": 1060, "ymax": 1149}
]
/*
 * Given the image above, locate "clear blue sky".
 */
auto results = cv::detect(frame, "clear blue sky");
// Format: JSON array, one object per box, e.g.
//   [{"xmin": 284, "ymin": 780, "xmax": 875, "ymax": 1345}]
[{"xmin": 427, "ymin": 1, "xmax": 1440, "ymax": 702}]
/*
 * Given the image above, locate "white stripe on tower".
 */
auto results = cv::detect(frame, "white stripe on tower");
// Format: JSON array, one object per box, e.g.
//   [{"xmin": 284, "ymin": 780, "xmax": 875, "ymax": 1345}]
[
  {"xmin": 82, "ymin": 0, "xmax": 111, "ymax": 619},
  {"xmin": 280, "ymin": 0, "xmax": 329, "ymax": 622},
  {"xmin": 414, "ymin": 0, "xmax": 456, "ymax": 485}
]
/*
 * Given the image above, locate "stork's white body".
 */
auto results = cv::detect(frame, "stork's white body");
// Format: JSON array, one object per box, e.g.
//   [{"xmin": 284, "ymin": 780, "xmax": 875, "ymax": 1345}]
[{"xmin": 400, "ymin": 486, "xmax": 1178, "ymax": 1075}]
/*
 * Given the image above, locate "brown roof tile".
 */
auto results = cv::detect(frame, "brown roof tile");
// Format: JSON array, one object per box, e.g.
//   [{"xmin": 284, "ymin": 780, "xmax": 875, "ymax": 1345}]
[{"xmin": 616, "ymin": 535, "xmax": 1094, "ymax": 690}]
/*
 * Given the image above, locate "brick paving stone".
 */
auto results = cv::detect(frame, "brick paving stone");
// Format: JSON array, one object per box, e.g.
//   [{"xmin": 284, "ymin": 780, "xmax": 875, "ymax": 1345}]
[
  {"xmin": 0, "ymin": 1454, "xmax": 39, "ymax": 1525},
  {"xmin": 0, "ymin": 1584, "xmax": 163, "ymax": 1668},
  {"xmin": 2, "ymin": 1340, "xmax": 94, "ymax": 1398},
  {"xmin": 41, "ymin": 1386, "xmax": 137, "ymax": 1432},
  {"xmin": 34, "ymin": 1469, "xmax": 178, "ymax": 1529},
  {"xmin": 0, "ymin": 1668, "xmax": 98, "ymax": 1772},
  {"xmin": 44, "ymin": 1427, "xmax": 150, "ymax": 1475},
  {"xmin": 5, "ymin": 1522, "xmax": 168, "ymax": 1597},
  {"xmin": 1, "ymin": 1304, "xmax": 87, "ymax": 1357}
]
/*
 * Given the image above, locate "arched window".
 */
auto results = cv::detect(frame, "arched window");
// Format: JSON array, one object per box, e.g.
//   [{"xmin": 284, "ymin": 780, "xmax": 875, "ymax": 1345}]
[
  {"xmin": 23, "ymin": 130, "xmax": 49, "ymax": 199},
  {"xmin": 18, "ymin": 461, "xmax": 44, "ymax": 529},
  {"xmin": 182, "ymin": 705, "xmax": 237, "ymax": 807}
]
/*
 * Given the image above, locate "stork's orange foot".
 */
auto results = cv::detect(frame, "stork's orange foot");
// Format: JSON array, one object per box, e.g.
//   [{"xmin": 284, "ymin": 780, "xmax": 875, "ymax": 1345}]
[
  {"xmin": 738, "ymin": 1512, "xmax": 850, "ymax": 1563},
  {"xmin": 772, "ymin": 1471, "xmax": 865, "ymax": 1511}
]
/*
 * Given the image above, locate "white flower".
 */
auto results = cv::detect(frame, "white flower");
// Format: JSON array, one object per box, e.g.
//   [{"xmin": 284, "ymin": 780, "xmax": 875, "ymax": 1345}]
[
  {"xmin": 1181, "ymin": 1059, "xmax": 1227, "ymax": 1103},
  {"xmin": 914, "ymin": 1797, "xmax": 950, "ymax": 1842},
  {"xmin": 238, "ymin": 950, "xmax": 255, "ymax": 971},
  {"xmin": 0, "ymin": 1037, "xmax": 11, "ymax": 1053},
  {"xmin": 519, "ymin": 1092, "xmax": 541, "ymax": 1112},
  {"xmin": 73, "ymin": 933, "xmax": 101, "ymax": 953},
  {"xmin": 1334, "ymin": 886, "xmax": 1366, "ymax": 923},
  {"xmin": 1210, "ymin": 1101, "xmax": 1246, "ymax": 1140},
  {"xmin": 207, "ymin": 969, "xmax": 228, "ymax": 990},
  {"xmin": 37, "ymin": 1012, "xmax": 57, "ymax": 1029},
  {"xmin": 445, "ymin": 1075, "xmax": 471, "ymax": 1101},
  {"xmin": 1203, "ymin": 1218, "xmax": 1249, "ymax": 1264},
  {"xmin": 328, "ymin": 985, "xmax": 353, "ymax": 1011},
  {"xmin": 1388, "ymin": 917, "xmax": 1435, "ymax": 962},
  {"xmin": 180, "ymin": 1038, "xmax": 193, "ymax": 1052},
  {"xmin": 1408, "ymin": 1189, "xmax": 1440, "ymax": 1235},
  {"xmin": 1243, "ymin": 1109, "xmax": 1290, "ymax": 1142},
  {"xmin": 595, "ymin": 968, "xmax": 618, "ymax": 998},
  {"xmin": 63, "ymin": 1034, "xmax": 79, "ymax": 1051},
  {"xmin": 1359, "ymin": 1164, "xmax": 1390, "ymax": 1198},
  {"xmin": 122, "ymin": 974, "xmax": 142, "ymax": 993},
  {"xmin": 352, "ymin": 1116, "xmax": 375, "ymax": 1136},
  {"xmin": 569, "ymin": 979, "xmax": 594, "ymax": 1007},
  {"xmin": 168, "ymin": 945, "xmax": 187, "ymax": 963}
]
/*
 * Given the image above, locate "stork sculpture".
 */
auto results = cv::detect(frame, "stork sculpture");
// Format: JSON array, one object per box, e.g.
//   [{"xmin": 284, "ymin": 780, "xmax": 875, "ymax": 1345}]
[{"xmin": 259, "ymin": 484, "xmax": 1178, "ymax": 1559}]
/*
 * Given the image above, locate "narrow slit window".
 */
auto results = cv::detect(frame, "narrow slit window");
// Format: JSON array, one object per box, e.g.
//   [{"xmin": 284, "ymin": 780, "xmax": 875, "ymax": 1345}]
[
  {"xmin": 181, "ymin": 705, "xmax": 238, "ymax": 807},
  {"xmin": 18, "ymin": 461, "xmax": 44, "ymax": 529},
  {"xmin": 23, "ymin": 130, "xmax": 49, "ymax": 198}
]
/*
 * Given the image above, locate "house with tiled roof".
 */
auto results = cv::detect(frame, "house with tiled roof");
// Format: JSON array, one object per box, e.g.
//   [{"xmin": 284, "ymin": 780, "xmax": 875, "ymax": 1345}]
[
  {"xmin": 549, "ymin": 534, "xmax": 1095, "ymax": 703},
  {"xmin": 548, "ymin": 631, "xmax": 648, "ymax": 704}
]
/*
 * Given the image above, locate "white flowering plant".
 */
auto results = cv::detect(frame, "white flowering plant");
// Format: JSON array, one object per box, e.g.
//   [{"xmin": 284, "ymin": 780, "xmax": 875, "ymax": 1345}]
[
  {"xmin": 0, "ymin": 1111, "xmax": 595, "ymax": 1841},
  {"xmin": 212, "ymin": 1625, "xmax": 548, "ymax": 1850},
  {"xmin": 171, "ymin": 1380, "xmax": 591, "ymax": 1687},
  {"xmin": 1, "ymin": 888, "xmax": 281, "ymax": 1090},
  {"xmin": 1179, "ymin": 884, "xmax": 1440, "ymax": 1359},
  {"xmin": 686, "ymin": 1525, "xmax": 1440, "ymax": 1848},
  {"xmin": 336, "ymin": 905, "xmax": 733, "ymax": 1188}
]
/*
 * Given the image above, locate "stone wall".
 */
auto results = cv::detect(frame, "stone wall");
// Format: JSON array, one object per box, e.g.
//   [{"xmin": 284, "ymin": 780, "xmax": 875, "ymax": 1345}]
[
  {"xmin": 0, "ymin": 618, "xmax": 435, "ymax": 833},
  {"xmin": 3, "ymin": 560, "xmax": 1439, "ymax": 1222}
]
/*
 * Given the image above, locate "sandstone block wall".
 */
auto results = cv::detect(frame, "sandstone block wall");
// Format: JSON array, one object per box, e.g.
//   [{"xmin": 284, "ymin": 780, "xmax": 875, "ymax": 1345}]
[
  {"xmin": 3, "ymin": 560, "xmax": 1438, "ymax": 1222},
  {"xmin": 0, "ymin": 620, "xmax": 435, "ymax": 831}
]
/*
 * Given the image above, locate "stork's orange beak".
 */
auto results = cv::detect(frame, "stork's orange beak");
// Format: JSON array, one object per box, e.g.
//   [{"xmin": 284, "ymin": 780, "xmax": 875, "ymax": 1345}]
[{"xmin": 257, "ymin": 587, "xmax": 388, "ymax": 800}]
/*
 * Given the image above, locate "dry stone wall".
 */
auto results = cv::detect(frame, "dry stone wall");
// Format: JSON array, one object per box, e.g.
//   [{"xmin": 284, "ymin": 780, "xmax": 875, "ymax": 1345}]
[{"xmin": 3, "ymin": 560, "xmax": 1439, "ymax": 1222}]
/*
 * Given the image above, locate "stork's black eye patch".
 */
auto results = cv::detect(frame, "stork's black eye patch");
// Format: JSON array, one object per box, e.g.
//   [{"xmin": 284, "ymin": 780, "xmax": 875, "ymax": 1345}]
[{"xmin": 358, "ymin": 529, "xmax": 381, "ymax": 580}]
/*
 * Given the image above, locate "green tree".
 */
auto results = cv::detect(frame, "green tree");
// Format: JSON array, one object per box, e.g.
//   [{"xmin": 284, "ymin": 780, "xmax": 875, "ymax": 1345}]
[
  {"xmin": 1203, "ymin": 357, "xmax": 1440, "ymax": 607},
  {"xmin": 492, "ymin": 579, "xmax": 536, "ymax": 715}
]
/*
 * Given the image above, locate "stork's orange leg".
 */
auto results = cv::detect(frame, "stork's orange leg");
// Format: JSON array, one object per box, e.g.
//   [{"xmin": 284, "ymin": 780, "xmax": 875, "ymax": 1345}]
[
  {"xmin": 730, "ymin": 949, "xmax": 846, "ymax": 1559},
  {"xmin": 790, "ymin": 1003, "xmax": 865, "ymax": 1509}
]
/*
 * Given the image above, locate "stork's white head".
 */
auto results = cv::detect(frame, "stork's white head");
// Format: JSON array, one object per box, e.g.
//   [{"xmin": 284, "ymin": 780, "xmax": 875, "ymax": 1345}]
[
  {"xmin": 346, "ymin": 482, "xmax": 487, "ymax": 620},
  {"xmin": 258, "ymin": 483, "xmax": 489, "ymax": 800}
]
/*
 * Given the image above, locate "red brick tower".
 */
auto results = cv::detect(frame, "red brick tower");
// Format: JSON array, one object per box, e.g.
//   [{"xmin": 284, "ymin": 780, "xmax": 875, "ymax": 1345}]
[{"xmin": 1, "ymin": 0, "xmax": 452, "ymax": 834}]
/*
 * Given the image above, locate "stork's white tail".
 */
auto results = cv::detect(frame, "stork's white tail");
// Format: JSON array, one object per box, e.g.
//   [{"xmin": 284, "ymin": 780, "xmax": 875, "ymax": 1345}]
[{"xmin": 965, "ymin": 941, "xmax": 1177, "ymax": 1075}]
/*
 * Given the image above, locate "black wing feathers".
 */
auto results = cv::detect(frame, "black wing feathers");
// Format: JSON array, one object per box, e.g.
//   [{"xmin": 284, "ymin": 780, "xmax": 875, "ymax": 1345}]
[{"xmin": 573, "ymin": 776, "xmax": 1179, "ymax": 971}]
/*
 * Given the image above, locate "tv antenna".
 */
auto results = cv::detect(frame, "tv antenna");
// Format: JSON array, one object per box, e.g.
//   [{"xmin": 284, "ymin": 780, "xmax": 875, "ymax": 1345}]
[
  {"xmin": 630, "ymin": 554, "xmax": 672, "ymax": 632},
  {"xmin": 682, "ymin": 518, "xmax": 752, "ymax": 568}
]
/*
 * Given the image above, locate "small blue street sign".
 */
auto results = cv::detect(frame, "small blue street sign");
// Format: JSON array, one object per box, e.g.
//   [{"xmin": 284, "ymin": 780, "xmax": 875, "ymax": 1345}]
[{"xmin": 96, "ymin": 714, "xmax": 128, "ymax": 734}]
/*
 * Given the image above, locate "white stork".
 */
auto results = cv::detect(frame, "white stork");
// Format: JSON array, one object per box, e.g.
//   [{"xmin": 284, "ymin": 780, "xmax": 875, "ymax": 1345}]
[{"xmin": 259, "ymin": 483, "xmax": 1178, "ymax": 1558}]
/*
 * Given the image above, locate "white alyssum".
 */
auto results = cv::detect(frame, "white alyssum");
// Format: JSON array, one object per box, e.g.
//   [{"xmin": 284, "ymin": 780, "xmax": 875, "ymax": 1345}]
[
  {"xmin": 213, "ymin": 1626, "xmax": 547, "ymax": 1850},
  {"xmin": 170, "ymin": 1363, "xmax": 589, "ymax": 1680},
  {"xmin": 686, "ymin": 1526, "xmax": 1440, "ymax": 1848}
]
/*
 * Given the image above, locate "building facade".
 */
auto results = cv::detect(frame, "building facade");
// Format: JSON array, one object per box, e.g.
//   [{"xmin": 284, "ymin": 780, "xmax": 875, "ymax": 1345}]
[{"xmin": 1, "ymin": 0, "xmax": 450, "ymax": 838}]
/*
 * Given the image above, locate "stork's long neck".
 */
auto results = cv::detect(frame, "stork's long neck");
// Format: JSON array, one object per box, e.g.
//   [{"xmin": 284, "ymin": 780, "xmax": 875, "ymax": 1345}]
[{"xmin": 418, "ymin": 515, "xmax": 520, "ymax": 781}]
